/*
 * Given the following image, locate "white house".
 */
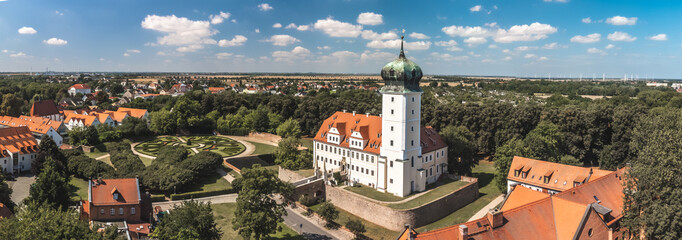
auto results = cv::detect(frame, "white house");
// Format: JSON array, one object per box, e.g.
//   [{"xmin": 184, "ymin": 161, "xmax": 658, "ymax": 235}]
[
  {"xmin": 0, "ymin": 115, "xmax": 65, "ymax": 146},
  {"xmin": 64, "ymin": 113, "xmax": 101, "ymax": 130},
  {"xmin": 68, "ymin": 84, "xmax": 92, "ymax": 96},
  {"xmin": 313, "ymin": 40, "xmax": 449, "ymax": 197},
  {"xmin": 0, "ymin": 127, "xmax": 39, "ymax": 174}
]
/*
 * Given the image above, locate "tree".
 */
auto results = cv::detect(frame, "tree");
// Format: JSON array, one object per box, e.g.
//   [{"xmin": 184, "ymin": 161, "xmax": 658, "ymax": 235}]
[
  {"xmin": 317, "ymin": 201, "xmax": 339, "ymax": 228},
  {"xmin": 276, "ymin": 118, "xmax": 302, "ymax": 138},
  {"xmin": 180, "ymin": 152, "xmax": 222, "ymax": 175},
  {"xmin": 440, "ymin": 125, "xmax": 476, "ymax": 175},
  {"xmin": 493, "ymin": 138, "xmax": 532, "ymax": 193},
  {"xmin": 32, "ymin": 136, "xmax": 67, "ymax": 175},
  {"xmin": 274, "ymin": 137, "xmax": 310, "ymax": 170},
  {"xmin": 558, "ymin": 155, "xmax": 581, "ymax": 166},
  {"xmin": 156, "ymin": 145, "xmax": 188, "ymax": 164},
  {"xmin": 150, "ymin": 109, "xmax": 177, "ymax": 134},
  {"xmin": 345, "ymin": 219, "xmax": 366, "ymax": 239},
  {"xmin": 0, "ymin": 93, "xmax": 24, "ymax": 117},
  {"xmin": 68, "ymin": 126, "xmax": 100, "ymax": 146},
  {"xmin": 522, "ymin": 122, "xmax": 563, "ymax": 163},
  {"xmin": 151, "ymin": 201, "xmax": 221, "ymax": 240},
  {"xmin": 0, "ymin": 202, "xmax": 107, "ymax": 240},
  {"xmin": 622, "ymin": 109, "xmax": 682, "ymax": 239},
  {"xmin": 233, "ymin": 164, "xmax": 293, "ymax": 240},
  {"xmin": 0, "ymin": 172, "xmax": 15, "ymax": 211},
  {"xmin": 24, "ymin": 158, "xmax": 71, "ymax": 210},
  {"xmin": 244, "ymin": 105, "xmax": 270, "ymax": 132}
]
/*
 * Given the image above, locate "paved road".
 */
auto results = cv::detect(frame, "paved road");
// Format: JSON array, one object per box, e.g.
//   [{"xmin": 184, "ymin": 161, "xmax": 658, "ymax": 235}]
[
  {"xmin": 468, "ymin": 194, "xmax": 505, "ymax": 221},
  {"xmin": 152, "ymin": 193, "xmax": 238, "ymax": 210},
  {"xmin": 283, "ymin": 207, "xmax": 339, "ymax": 240},
  {"xmin": 10, "ymin": 174, "xmax": 35, "ymax": 204}
]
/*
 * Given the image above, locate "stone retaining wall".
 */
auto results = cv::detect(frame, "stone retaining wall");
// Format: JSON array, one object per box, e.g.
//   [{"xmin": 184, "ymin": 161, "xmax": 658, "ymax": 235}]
[{"xmin": 326, "ymin": 179, "xmax": 479, "ymax": 231}]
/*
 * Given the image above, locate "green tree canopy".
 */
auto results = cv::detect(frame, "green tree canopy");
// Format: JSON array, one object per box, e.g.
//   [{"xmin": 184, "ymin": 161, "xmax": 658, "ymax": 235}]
[
  {"xmin": 440, "ymin": 125, "xmax": 477, "ymax": 175},
  {"xmin": 150, "ymin": 109, "xmax": 177, "ymax": 134},
  {"xmin": 276, "ymin": 118, "xmax": 302, "ymax": 138},
  {"xmin": 345, "ymin": 219, "xmax": 366, "ymax": 239},
  {"xmin": 24, "ymin": 158, "xmax": 71, "ymax": 210},
  {"xmin": 317, "ymin": 201, "xmax": 339, "ymax": 228},
  {"xmin": 232, "ymin": 164, "xmax": 293, "ymax": 240},
  {"xmin": 151, "ymin": 201, "xmax": 221, "ymax": 240}
]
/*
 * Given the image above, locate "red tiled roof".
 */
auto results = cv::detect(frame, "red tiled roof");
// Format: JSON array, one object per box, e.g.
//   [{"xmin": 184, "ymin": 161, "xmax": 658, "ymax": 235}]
[
  {"xmin": 507, "ymin": 156, "xmax": 612, "ymax": 192},
  {"xmin": 70, "ymin": 84, "xmax": 91, "ymax": 90},
  {"xmin": 30, "ymin": 100, "xmax": 60, "ymax": 117},
  {"xmin": 0, "ymin": 115, "xmax": 55, "ymax": 134},
  {"xmin": 314, "ymin": 112, "xmax": 447, "ymax": 155},
  {"xmin": 500, "ymin": 186, "xmax": 549, "ymax": 211},
  {"xmin": 64, "ymin": 113, "xmax": 99, "ymax": 126},
  {"xmin": 116, "ymin": 107, "xmax": 147, "ymax": 119},
  {"xmin": 89, "ymin": 178, "xmax": 140, "ymax": 206},
  {"xmin": 0, "ymin": 126, "xmax": 39, "ymax": 157}
]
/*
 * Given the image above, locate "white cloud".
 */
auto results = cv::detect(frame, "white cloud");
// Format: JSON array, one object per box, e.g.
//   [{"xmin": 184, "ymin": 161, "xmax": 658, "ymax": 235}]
[
  {"xmin": 313, "ymin": 18, "xmax": 363, "ymax": 38},
  {"xmin": 430, "ymin": 52, "xmax": 468, "ymax": 61},
  {"xmin": 587, "ymin": 47, "xmax": 605, "ymax": 55},
  {"xmin": 123, "ymin": 53, "xmax": 131, "ymax": 57},
  {"xmin": 55, "ymin": 11, "xmax": 64, "ymax": 16},
  {"xmin": 441, "ymin": 25, "xmax": 488, "ymax": 37},
  {"xmin": 255, "ymin": 28, "xmax": 260, "ymax": 33},
  {"xmin": 608, "ymin": 31, "xmax": 636, "ymax": 42},
  {"xmin": 503, "ymin": 56, "xmax": 512, "ymax": 61},
  {"xmin": 464, "ymin": 37, "xmax": 487, "ymax": 46},
  {"xmin": 582, "ymin": 17, "xmax": 592, "ymax": 23},
  {"xmin": 435, "ymin": 40, "xmax": 462, "ymax": 51},
  {"xmin": 409, "ymin": 32, "xmax": 430, "ymax": 39},
  {"xmin": 141, "ymin": 14, "xmax": 217, "ymax": 51},
  {"xmin": 361, "ymin": 30, "xmax": 398, "ymax": 40},
  {"xmin": 216, "ymin": 52, "xmax": 233, "ymax": 59},
  {"xmin": 470, "ymin": 5, "xmax": 482, "ymax": 12},
  {"xmin": 488, "ymin": 44, "xmax": 498, "ymax": 49},
  {"xmin": 485, "ymin": 22, "xmax": 497, "ymax": 27},
  {"xmin": 329, "ymin": 51, "xmax": 359, "ymax": 61},
  {"xmin": 481, "ymin": 59, "xmax": 495, "ymax": 63},
  {"xmin": 18, "ymin": 27, "xmax": 37, "ymax": 34},
  {"xmin": 605, "ymin": 44, "xmax": 615, "ymax": 49},
  {"xmin": 209, "ymin": 11, "xmax": 231, "ymax": 24},
  {"xmin": 366, "ymin": 39, "xmax": 431, "ymax": 50},
  {"xmin": 538, "ymin": 56, "xmax": 548, "ymax": 61},
  {"xmin": 272, "ymin": 46, "xmax": 310, "ymax": 62},
  {"xmin": 570, "ymin": 33, "xmax": 600, "ymax": 43},
  {"xmin": 10, "ymin": 52, "xmax": 26, "ymax": 58},
  {"xmin": 360, "ymin": 50, "xmax": 394, "ymax": 62},
  {"xmin": 218, "ymin": 35, "xmax": 248, "ymax": 47},
  {"xmin": 258, "ymin": 3, "xmax": 273, "ymax": 11},
  {"xmin": 1, "ymin": 50, "xmax": 7, "ymax": 53},
  {"xmin": 606, "ymin": 16, "xmax": 637, "ymax": 26},
  {"xmin": 127, "ymin": 49, "xmax": 141, "ymax": 53},
  {"xmin": 317, "ymin": 46, "xmax": 331, "ymax": 50},
  {"xmin": 524, "ymin": 54, "xmax": 537, "ymax": 59},
  {"xmin": 649, "ymin": 34, "xmax": 667, "ymax": 41},
  {"xmin": 357, "ymin": 12, "xmax": 383, "ymax": 25},
  {"xmin": 542, "ymin": 42, "xmax": 559, "ymax": 49},
  {"xmin": 285, "ymin": 23, "xmax": 310, "ymax": 31},
  {"xmin": 272, "ymin": 23, "xmax": 282, "ymax": 28},
  {"xmin": 493, "ymin": 22, "xmax": 557, "ymax": 43},
  {"xmin": 515, "ymin": 46, "xmax": 537, "ymax": 51},
  {"xmin": 43, "ymin": 38, "xmax": 67, "ymax": 45},
  {"xmin": 264, "ymin": 35, "xmax": 300, "ymax": 46}
]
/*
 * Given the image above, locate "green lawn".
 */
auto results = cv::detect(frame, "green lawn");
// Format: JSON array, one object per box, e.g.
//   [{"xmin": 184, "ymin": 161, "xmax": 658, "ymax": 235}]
[
  {"xmin": 183, "ymin": 172, "xmax": 232, "ymax": 193},
  {"xmin": 345, "ymin": 185, "xmax": 405, "ymax": 202},
  {"xmin": 97, "ymin": 156, "xmax": 113, "ymax": 166},
  {"xmin": 248, "ymin": 141, "xmax": 278, "ymax": 155},
  {"xmin": 310, "ymin": 202, "xmax": 397, "ymax": 240},
  {"xmin": 293, "ymin": 168, "xmax": 315, "ymax": 178},
  {"xmin": 300, "ymin": 138, "xmax": 313, "ymax": 150},
  {"xmin": 140, "ymin": 156, "xmax": 155, "ymax": 166},
  {"xmin": 387, "ymin": 179, "xmax": 469, "ymax": 210},
  {"xmin": 212, "ymin": 203, "xmax": 304, "ymax": 240},
  {"xmin": 84, "ymin": 151, "xmax": 108, "ymax": 159},
  {"xmin": 69, "ymin": 177, "xmax": 89, "ymax": 201},
  {"xmin": 416, "ymin": 161, "xmax": 502, "ymax": 232}
]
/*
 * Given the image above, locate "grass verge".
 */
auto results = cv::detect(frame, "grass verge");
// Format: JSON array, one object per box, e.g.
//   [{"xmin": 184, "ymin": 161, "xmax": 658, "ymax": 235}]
[
  {"xmin": 309, "ymin": 203, "xmax": 397, "ymax": 240},
  {"xmin": 69, "ymin": 177, "xmax": 89, "ymax": 201},
  {"xmin": 344, "ymin": 185, "xmax": 404, "ymax": 202},
  {"xmin": 387, "ymin": 179, "xmax": 469, "ymax": 209},
  {"xmin": 212, "ymin": 203, "xmax": 303, "ymax": 240},
  {"xmin": 248, "ymin": 141, "xmax": 278, "ymax": 155}
]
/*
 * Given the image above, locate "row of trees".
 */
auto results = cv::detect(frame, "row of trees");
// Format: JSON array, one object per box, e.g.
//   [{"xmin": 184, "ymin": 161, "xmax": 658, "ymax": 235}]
[{"xmin": 69, "ymin": 117, "xmax": 150, "ymax": 146}]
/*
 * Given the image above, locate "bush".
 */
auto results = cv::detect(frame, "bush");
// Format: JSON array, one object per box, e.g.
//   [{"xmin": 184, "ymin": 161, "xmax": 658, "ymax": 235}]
[
  {"xmin": 67, "ymin": 154, "xmax": 115, "ymax": 179},
  {"xmin": 299, "ymin": 195, "xmax": 317, "ymax": 207},
  {"xmin": 157, "ymin": 145, "xmax": 188, "ymax": 164},
  {"xmin": 345, "ymin": 219, "xmax": 367, "ymax": 239},
  {"xmin": 179, "ymin": 152, "xmax": 222, "ymax": 175},
  {"xmin": 151, "ymin": 194, "xmax": 167, "ymax": 202}
]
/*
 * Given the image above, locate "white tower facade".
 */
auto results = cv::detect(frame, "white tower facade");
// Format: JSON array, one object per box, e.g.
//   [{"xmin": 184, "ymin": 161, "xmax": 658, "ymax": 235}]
[{"xmin": 378, "ymin": 37, "xmax": 426, "ymax": 197}]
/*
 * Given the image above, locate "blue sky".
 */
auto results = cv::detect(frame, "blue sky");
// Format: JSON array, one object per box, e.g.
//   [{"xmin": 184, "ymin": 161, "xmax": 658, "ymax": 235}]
[{"xmin": 1, "ymin": 0, "xmax": 682, "ymax": 78}]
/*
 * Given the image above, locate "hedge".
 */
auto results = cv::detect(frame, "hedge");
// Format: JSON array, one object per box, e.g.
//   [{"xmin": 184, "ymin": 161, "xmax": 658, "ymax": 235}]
[
  {"xmin": 151, "ymin": 194, "xmax": 167, "ymax": 202},
  {"xmin": 169, "ymin": 188, "xmax": 235, "ymax": 201},
  {"xmin": 217, "ymin": 128, "xmax": 250, "ymax": 136}
]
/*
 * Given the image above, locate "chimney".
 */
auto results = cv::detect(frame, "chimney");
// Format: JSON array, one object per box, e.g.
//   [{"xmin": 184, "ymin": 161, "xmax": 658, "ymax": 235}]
[
  {"xmin": 459, "ymin": 225, "xmax": 468, "ymax": 239},
  {"xmin": 343, "ymin": 109, "xmax": 347, "ymax": 113},
  {"xmin": 379, "ymin": 114, "xmax": 382, "ymax": 118},
  {"xmin": 366, "ymin": 113, "xmax": 370, "ymax": 117},
  {"xmin": 352, "ymin": 111, "xmax": 356, "ymax": 116},
  {"xmin": 487, "ymin": 209, "xmax": 504, "ymax": 229}
]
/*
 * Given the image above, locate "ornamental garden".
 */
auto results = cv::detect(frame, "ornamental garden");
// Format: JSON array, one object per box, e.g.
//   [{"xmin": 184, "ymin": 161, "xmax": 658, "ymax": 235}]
[{"xmin": 134, "ymin": 135, "xmax": 246, "ymax": 158}]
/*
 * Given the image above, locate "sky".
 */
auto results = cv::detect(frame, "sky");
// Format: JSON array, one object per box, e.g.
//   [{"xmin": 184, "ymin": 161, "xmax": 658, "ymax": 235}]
[{"xmin": 1, "ymin": 0, "xmax": 682, "ymax": 78}]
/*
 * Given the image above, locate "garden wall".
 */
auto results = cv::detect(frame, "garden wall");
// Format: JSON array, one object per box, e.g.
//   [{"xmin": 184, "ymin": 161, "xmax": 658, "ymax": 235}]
[
  {"xmin": 325, "ymin": 178, "xmax": 479, "ymax": 231},
  {"xmin": 291, "ymin": 178, "xmax": 325, "ymax": 202}
]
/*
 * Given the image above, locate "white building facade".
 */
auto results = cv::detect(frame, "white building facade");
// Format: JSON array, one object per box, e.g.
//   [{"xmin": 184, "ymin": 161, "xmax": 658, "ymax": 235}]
[{"xmin": 313, "ymin": 40, "xmax": 449, "ymax": 197}]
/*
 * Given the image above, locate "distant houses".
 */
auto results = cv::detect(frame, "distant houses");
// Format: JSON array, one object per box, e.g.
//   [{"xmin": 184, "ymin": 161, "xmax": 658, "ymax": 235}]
[
  {"xmin": 0, "ymin": 115, "xmax": 65, "ymax": 146},
  {"xmin": 68, "ymin": 84, "xmax": 92, "ymax": 96},
  {"xmin": 30, "ymin": 99, "xmax": 63, "ymax": 121}
]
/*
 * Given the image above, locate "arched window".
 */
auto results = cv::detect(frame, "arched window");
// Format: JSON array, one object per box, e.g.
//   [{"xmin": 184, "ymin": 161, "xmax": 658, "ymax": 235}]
[{"xmin": 389, "ymin": 69, "xmax": 395, "ymax": 78}]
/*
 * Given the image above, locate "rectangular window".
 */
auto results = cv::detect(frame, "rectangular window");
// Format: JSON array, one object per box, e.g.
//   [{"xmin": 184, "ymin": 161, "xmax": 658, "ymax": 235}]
[
  {"xmin": 119, "ymin": 208, "xmax": 124, "ymax": 215},
  {"xmin": 412, "ymin": 110, "xmax": 415, "ymax": 115},
  {"xmin": 131, "ymin": 208, "xmax": 136, "ymax": 215},
  {"xmin": 390, "ymin": 161, "xmax": 393, "ymax": 167},
  {"xmin": 411, "ymin": 140, "xmax": 414, "ymax": 146},
  {"xmin": 371, "ymin": 156, "xmax": 374, "ymax": 163},
  {"xmin": 411, "ymin": 157, "xmax": 414, "ymax": 167},
  {"xmin": 390, "ymin": 140, "xmax": 394, "ymax": 146},
  {"xmin": 110, "ymin": 208, "xmax": 115, "ymax": 215},
  {"xmin": 411, "ymin": 126, "xmax": 414, "ymax": 131},
  {"xmin": 391, "ymin": 109, "xmax": 394, "ymax": 114},
  {"xmin": 391, "ymin": 126, "xmax": 394, "ymax": 131},
  {"xmin": 390, "ymin": 179, "xmax": 393, "ymax": 184},
  {"xmin": 412, "ymin": 97, "xmax": 415, "ymax": 102},
  {"xmin": 100, "ymin": 209, "xmax": 104, "ymax": 214},
  {"xmin": 391, "ymin": 97, "xmax": 394, "ymax": 102}
]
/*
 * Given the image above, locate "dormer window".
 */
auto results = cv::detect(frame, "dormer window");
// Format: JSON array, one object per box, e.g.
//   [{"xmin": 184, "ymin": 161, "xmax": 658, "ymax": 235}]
[
  {"xmin": 521, "ymin": 171, "xmax": 528, "ymax": 179},
  {"xmin": 113, "ymin": 193, "xmax": 119, "ymax": 200},
  {"xmin": 543, "ymin": 176, "xmax": 550, "ymax": 184},
  {"xmin": 514, "ymin": 170, "xmax": 520, "ymax": 177}
]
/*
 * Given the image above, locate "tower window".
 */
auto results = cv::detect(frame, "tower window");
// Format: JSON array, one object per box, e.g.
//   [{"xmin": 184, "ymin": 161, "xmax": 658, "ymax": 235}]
[
  {"xmin": 391, "ymin": 109, "xmax": 394, "ymax": 114},
  {"xmin": 412, "ymin": 97, "xmax": 415, "ymax": 102},
  {"xmin": 391, "ymin": 126, "xmax": 394, "ymax": 131},
  {"xmin": 411, "ymin": 140, "xmax": 414, "ymax": 146},
  {"xmin": 390, "ymin": 140, "xmax": 394, "ymax": 146},
  {"xmin": 411, "ymin": 156, "xmax": 414, "ymax": 167},
  {"xmin": 412, "ymin": 110, "xmax": 415, "ymax": 115},
  {"xmin": 390, "ymin": 161, "xmax": 393, "ymax": 167},
  {"xmin": 391, "ymin": 97, "xmax": 394, "ymax": 102},
  {"xmin": 411, "ymin": 126, "xmax": 414, "ymax": 131}
]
